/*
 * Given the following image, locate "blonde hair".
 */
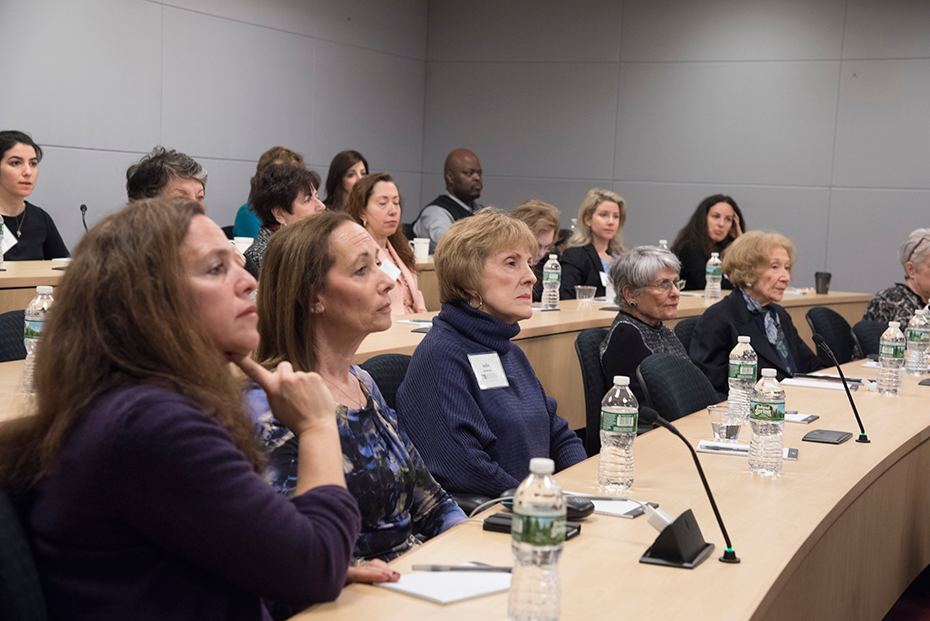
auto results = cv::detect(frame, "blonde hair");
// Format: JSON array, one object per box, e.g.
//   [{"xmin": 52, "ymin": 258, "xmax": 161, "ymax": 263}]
[
  {"xmin": 567, "ymin": 188, "xmax": 626, "ymax": 254},
  {"xmin": 509, "ymin": 200, "xmax": 560, "ymax": 237},
  {"xmin": 435, "ymin": 207, "xmax": 537, "ymax": 304},
  {"xmin": 722, "ymin": 230, "xmax": 794, "ymax": 289}
]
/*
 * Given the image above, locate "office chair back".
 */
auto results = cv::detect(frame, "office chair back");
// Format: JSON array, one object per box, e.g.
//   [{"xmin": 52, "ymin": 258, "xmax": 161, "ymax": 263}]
[
  {"xmin": 0, "ymin": 486, "xmax": 48, "ymax": 621},
  {"xmin": 636, "ymin": 353, "xmax": 720, "ymax": 423},
  {"xmin": 672, "ymin": 317, "xmax": 699, "ymax": 354},
  {"xmin": 806, "ymin": 307, "xmax": 860, "ymax": 365},
  {"xmin": 358, "ymin": 353, "xmax": 411, "ymax": 411},
  {"xmin": 0, "ymin": 310, "xmax": 27, "ymax": 362},
  {"xmin": 853, "ymin": 320, "xmax": 887, "ymax": 358},
  {"xmin": 574, "ymin": 328, "xmax": 609, "ymax": 457}
]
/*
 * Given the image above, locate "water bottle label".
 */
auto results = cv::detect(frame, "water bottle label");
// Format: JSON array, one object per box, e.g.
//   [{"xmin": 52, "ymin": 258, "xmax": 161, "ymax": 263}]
[
  {"xmin": 600, "ymin": 409, "xmax": 637, "ymax": 433},
  {"xmin": 543, "ymin": 270, "xmax": 561, "ymax": 283},
  {"xmin": 749, "ymin": 401, "xmax": 785, "ymax": 421},
  {"xmin": 24, "ymin": 320, "xmax": 44, "ymax": 339},
  {"xmin": 880, "ymin": 344, "xmax": 905, "ymax": 359},
  {"xmin": 511, "ymin": 512, "xmax": 566, "ymax": 546},
  {"xmin": 728, "ymin": 362, "xmax": 757, "ymax": 381},
  {"xmin": 907, "ymin": 329, "xmax": 929, "ymax": 343},
  {"xmin": 706, "ymin": 265, "xmax": 722, "ymax": 276}
]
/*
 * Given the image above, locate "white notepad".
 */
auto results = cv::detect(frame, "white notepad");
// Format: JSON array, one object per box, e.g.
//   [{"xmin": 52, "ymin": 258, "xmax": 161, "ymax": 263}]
[{"xmin": 377, "ymin": 564, "xmax": 511, "ymax": 605}]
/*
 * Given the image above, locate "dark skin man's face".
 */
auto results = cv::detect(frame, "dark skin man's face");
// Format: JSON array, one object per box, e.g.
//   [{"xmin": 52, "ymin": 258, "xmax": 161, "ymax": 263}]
[{"xmin": 446, "ymin": 153, "xmax": 482, "ymax": 203}]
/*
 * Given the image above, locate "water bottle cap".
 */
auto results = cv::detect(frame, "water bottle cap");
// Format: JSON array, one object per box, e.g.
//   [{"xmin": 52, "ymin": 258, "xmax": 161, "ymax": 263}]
[
  {"xmin": 917, "ymin": 309, "xmax": 927, "ymax": 316},
  {"xmin": 761, "ymin": 368, "xmax": 777, "ymax": 377},
  {"xmin": 889, "ymin": 321, "xmax": 900, "ymax": 328},
  {"xmin": 737, "ymin": 336, "xmax": 751, "ymax": 343},
  {"xmin": 659, "ymin": 239, "xmax": 667, "ymax": 245},
  {"xmin": 711, "ymin": 252, "xmax": 719, "ymax": 258},
  {"xmin": 613, "ymin": 375, "xmax": 630, "ymax": 386},
  {"xmin": 36, "ymin": 286, "xmax": 53, "ymax": 295},
  {"xmin": 529, "ymin": 458, "xmax": 555, "ymax": 475},
  {"xmin": 549, "ymin": 254, "xmax": 557, "ymax": 259}
]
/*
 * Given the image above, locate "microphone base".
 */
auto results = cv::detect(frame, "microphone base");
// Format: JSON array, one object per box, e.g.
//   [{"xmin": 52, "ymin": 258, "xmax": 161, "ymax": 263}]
[
  {"xmin": 856, "ymin": 434, "xmax": 871, "ymax": 444},
  {"xmin": 640, "ymin": 509, "xmax": 715, "ymax": 569}
]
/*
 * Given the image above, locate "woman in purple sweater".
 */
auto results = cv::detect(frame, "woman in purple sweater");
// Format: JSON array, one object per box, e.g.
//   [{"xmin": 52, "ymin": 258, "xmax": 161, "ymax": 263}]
[
  {"xmin": 396, "ymin": 208, "xmax": 587, "ymax": 498},
  {"xmin": 0, "ymin": 198, "xmax": 395, "ymax": 621}
]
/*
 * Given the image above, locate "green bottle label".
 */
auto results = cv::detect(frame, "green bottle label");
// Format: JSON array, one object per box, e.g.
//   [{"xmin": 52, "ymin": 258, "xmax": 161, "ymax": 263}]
[
  {"xmin": 907, "ymin": 329, "xmax": 929, "ymax": 343},
  {"xmin": 511, "ymin": 512, "xmax": 566, "ymax": 546},
  {"xmin": 706, "ymin": 265, "xmax": 722, "ymax": 276},
  {"xmin": 749, "ymin": 400, "xmax": 785, "ymax": 422},
  {"xmin": 600, "ymin": 409, "xmax": 637, "ymax": 433},
  {"xmin": 880, "ymin": 344, "xmax": 905, "ymax": 359},
  {"xmin": 543, "ymin": 270, "xmax": 561, "ymax": 283},
  {"xmin": 24, "ymin": 320, "xmax": 44, "ymax": 339},
  {"xmin": 728, "ymin": 362, "xmax": 757, "ymax": 381}
]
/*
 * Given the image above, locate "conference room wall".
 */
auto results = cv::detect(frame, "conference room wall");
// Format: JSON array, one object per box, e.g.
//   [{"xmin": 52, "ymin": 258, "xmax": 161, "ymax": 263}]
[
  {"xmin": 0, "ymin": 0, "xmax": 428, "ymax": 251},
  {"xmin": 422, "ymin": 0, "xmax": 930, "ymax": 294}
]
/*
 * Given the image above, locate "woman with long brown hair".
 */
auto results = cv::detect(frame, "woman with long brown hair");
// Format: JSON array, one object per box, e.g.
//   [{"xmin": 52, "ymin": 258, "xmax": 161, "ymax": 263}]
[
  {"xmin": 0, "ymin": 198, "xmax": 393, "ymax": 620},
  {"xmin": 344, "ymin": 172, "xmax": 426, "ymax": 315}
]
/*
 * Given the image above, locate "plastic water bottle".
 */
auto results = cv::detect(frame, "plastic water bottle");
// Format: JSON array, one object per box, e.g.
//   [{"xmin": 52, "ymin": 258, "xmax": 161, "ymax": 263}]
[
  {"xmin": 727, "ymin": 336, "xmax": 757, "ymax": 423},
  {"xmin": 658, "ymin": 239, "xmax": 669, "ymax": 250},
  {"xmin": 905, "ymin": 309, "xmax": 929, "ymax": 377},
  {"xmin": 878, "ymin": 321, "xmax": 906, "ymax": 396},
  {"xmin": 23, "ymin": 286, "xmax": 54, "ymax": 395},
  {"xmin": 541, "ymin": 254, "xmax": 560, "ymax": 310},
  {"xmin": 598, "ymin": 376, "xmax": 638, "ymax": 492},
  {"xmin": 748, "ymin": 368, "xmax": 785, "ymax": 476},
  {"xmin": 704, "ymin": 252, "xmax": 722, "ymax": 302},
  {"xmin": 508, "ymin": 458, "xmax": 565, "ymax": 621}
]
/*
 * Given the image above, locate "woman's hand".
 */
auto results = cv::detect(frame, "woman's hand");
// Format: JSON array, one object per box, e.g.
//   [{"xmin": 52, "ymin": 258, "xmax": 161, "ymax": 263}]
[
  {"xmin": 731, "ymin": 214, "xmax": 743, "ymax": 239},
  {"xmin": 346, "ymin": 559, "xmax": 400, "ymax": 584},
  {"xmin": 233, "ymin": 356, "xmax": 336, "ymax": 437}
]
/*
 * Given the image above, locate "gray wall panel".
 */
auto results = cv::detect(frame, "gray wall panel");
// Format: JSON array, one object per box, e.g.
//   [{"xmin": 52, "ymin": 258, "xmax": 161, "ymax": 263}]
[
  {"xmin": 615, "ymin": 61, "xmax": 840, "ymax": 186},
  {"xmin": 422, "ymin": 62, "xmax": 619, "ymax": 179},
  {"xmin": 0, "ymin": 0, "xmax": 161, "ymax": 152},
  {"xmin": 427, "ymin": 0, "xmax": 622, "ymax": 62},
  {"xmin": 312, "ymin": 41, "xmax": 425, "ymax": 173},
  {"xmin": 161, "ymin": 7, "xmax": 316, "ymax": 162},
  {"xmin": 832, "ymin": 60, "xmax": 930, "ymax": 190},
  {"xmin": 843, "ymin": 0, "xmax": 930, "ymax": 60},
  {"xmin": 621, "ymin": 0, "xmax": 846, "ymax": 62},
  {"xmin": 197, "ymin": 157, "xmax": 260, "ymax": 227},
  {"xmin": 827, "ymin": 189, "xmax": 930, "ymax": 293}
]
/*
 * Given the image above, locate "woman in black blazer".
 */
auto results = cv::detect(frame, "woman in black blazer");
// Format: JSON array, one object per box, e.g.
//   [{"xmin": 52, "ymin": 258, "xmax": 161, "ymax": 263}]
[
  {"xmin": 560, "ymin": 188, "xmax": 626, "ymax": 299},
  {"xmin": 689, "ymin": 230, "xmax": 824, "ymax": 398}
]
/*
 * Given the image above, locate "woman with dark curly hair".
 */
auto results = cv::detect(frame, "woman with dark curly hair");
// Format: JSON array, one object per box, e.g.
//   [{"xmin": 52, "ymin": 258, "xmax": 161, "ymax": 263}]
[{"xmin": 671, "ymin": 194, "xmax": 745, "ymax": 291}]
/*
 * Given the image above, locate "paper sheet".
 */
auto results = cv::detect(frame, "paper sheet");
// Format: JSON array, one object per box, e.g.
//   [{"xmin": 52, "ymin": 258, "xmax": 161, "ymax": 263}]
[{"xmin": 377, "ymin": 564, "xmax": 511, "ymax": 605}]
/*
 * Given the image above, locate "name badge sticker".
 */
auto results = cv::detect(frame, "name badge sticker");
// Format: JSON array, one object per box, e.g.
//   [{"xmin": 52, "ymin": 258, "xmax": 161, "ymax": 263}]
[
  {"xmin": 599, "ymin": 272, "xmax": 609, "ymax": 288},
  {"xmin": 468, "ymin": 352, "xmax": 510, "ymax": 390},
  {"xmin": 0, "ymin": 226, "xmax": 17, "ymax": 255},
  {"xmin": 380, "ymin": 260, "xmax": 401, "ymax": 281}
]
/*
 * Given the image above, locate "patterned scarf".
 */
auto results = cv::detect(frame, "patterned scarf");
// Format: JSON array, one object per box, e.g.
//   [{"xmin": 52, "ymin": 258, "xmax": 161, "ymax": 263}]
[{"xmin": 741, "ymin": 289, "xmax": 790, "ymax": 361}]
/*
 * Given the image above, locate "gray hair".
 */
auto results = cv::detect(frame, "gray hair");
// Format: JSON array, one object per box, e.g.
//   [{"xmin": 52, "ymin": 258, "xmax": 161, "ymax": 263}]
[
  {"xmin": 609, "ymin": 246, "xmax": 681, "ymax": 308},
  {"xmin": 900, "ymin": 228, "xmax": 930, "ymax": 274},
  {"xmin": 126, "ymin": 146, "xmax": 208, "ymax": 201}
]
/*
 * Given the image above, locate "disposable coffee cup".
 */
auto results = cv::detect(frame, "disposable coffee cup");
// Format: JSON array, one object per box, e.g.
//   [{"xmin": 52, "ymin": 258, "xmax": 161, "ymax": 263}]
[{"xmin": 815, "ymin": 272, "xmax": 831, "ymax": 295}]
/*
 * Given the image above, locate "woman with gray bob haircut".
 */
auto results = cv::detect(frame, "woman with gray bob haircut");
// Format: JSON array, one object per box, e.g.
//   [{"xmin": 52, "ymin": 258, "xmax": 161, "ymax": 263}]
[
  {"xmin": 600, "ymin": 246, "xmax": 689, "ymax": 406},
  {"xmin": 863, "ymin": 227, "xmax": 930, "ymax": 325}
]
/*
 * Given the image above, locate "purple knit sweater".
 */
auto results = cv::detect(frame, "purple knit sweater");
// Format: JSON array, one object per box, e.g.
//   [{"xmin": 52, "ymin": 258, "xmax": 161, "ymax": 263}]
[
  {"xmin": 396, "ymin": 301, "xmax": 586, "ymax": 497},
  {"xmin": 30, "ymin": 385, "xmax": 360, "ymax": 621}
]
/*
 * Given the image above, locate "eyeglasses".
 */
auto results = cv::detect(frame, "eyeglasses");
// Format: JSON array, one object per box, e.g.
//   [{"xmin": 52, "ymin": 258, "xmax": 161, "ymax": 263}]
[
  {"xmin": 907, "ymin": 237, "xmax": 928, "ymax": 265},
  {"xmin": 644, "ymin": 279, "xmax": 686, "ymax": 292}
]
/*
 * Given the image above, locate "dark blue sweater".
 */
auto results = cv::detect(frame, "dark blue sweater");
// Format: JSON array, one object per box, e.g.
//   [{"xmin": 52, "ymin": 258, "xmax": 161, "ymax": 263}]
[{"xmin": 396, "ymin": 300, "xmax": 586, "ymax": 497}]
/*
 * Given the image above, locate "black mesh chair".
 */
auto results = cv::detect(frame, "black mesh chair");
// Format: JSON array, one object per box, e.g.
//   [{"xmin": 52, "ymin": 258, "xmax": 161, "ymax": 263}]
[
  {"xmin": 673, "ymin": 316, "xmax": 699, "ymax": 354},
  {"xmin": 853, "ymin": 320, "xmax": 887, "ymax": 358},
  {"xmin": 574, "ymin": 328, "xmax": 609, "ymax": 457},
  {"xmin": 0, "ymin": 310, "xmax": 27, "ymax": 363},
  {"xmin": 806, "ymin": 307, "xmax": 860, "ymax": 364},
  {"xmin": 636, "ymin": 353, "xmax": 720, "ymax": 423},
  {"xmin": 0, "ymin": 487, "xmax": 48, "ymax": 621},
  {"xmin": 359, "ymin": 353, "xmax": 411, "ymax": 410}
]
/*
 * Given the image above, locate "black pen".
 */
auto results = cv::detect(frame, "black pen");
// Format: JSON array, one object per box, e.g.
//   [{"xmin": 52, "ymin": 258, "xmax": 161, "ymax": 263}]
[{"xmin": 411, "ymin": 564, "xmax": 511, "ymax": 573}]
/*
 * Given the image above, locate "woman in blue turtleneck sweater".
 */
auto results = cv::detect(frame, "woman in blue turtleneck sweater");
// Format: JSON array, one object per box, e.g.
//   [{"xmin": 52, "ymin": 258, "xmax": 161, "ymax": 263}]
[{"xmin": 397, "ymin": 208, "xmax": 586, "ymax": 498}]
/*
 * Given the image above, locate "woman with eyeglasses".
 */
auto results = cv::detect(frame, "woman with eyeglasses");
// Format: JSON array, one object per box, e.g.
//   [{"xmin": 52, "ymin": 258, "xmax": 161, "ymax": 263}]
[
  {"xmin": 863, "ymin": 228, "xmax": 930, "ymax": 325},
  {"xmin": 599, "ymin": 246, "xmax": 689, "ymax": 406}
]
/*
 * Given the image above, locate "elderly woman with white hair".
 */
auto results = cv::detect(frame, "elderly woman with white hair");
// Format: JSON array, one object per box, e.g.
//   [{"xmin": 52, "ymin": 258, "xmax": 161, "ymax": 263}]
[
  {"xmin": 863, "ymin": 228, "xmax": 930, "ymax": 325},
  {"xmin": 599, "ymin": 246, "xmax": 689, "ymax": 405}
]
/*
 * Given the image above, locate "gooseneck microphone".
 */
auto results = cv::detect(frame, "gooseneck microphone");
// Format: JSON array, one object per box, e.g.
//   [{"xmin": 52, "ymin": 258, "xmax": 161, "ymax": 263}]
[
  {"xmin": 812, "ymin": 334, "xmax": 870, "ymax": 443},
  {"xmin": 80, "ymin": 204, "xmax": 88, "ymax": 232},
  {"xmin": 639, "ymin": 407, "xmax": 740, "ymax": 565}
]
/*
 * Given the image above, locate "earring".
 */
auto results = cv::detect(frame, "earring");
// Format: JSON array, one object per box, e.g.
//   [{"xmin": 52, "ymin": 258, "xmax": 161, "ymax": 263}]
[
  {"xmin": 628, "ymin": 300, "xmax": 636, "ymax": 307},
  {"xmin": 468, "ymin": 294, "xmax": 484, "ymax": 309},
  {"xmin": 361, "ymin": 219, "xmax": 367, "ymax": 227}
]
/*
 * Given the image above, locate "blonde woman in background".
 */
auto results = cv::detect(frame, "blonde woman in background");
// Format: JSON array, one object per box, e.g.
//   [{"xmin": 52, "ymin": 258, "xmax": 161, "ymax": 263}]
[
  {"xmin": 559, "ymin": 188, "xmax": 626, "ymax": 299},
  {"xmin": 509, "ymin": 199, "xmax": 561, "ymax": 302}
]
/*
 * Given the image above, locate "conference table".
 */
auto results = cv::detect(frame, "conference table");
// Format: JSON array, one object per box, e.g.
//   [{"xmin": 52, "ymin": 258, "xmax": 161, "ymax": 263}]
[
  {"xmin": 0, "ymin": 260, "xmax": 69, "ymax": 314},
  {"xmin": 295, "ymin": 364, "xmax": 930, "ymax": 621},
  {"xmin": 356, "ymin": 290, "xmax": 872, "ymax": 430}
]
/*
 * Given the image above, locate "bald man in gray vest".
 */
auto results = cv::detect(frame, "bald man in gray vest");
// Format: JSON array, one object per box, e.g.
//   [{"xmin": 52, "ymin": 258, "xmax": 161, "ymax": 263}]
[{"xmin": 412, "ymin": 149, "xmax": 483, "ymax": 252}]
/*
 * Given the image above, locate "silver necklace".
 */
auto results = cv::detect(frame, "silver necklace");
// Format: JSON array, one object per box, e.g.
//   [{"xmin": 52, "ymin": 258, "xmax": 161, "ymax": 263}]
[{"xmin": 4, "ymin": 209, "xmax": 25, "ymax": 237}]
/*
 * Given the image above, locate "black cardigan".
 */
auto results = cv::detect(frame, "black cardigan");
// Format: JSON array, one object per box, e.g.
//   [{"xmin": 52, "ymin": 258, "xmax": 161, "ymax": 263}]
[
  {"xmin": 689, "ymin": 289, "xmax": 824, "ymax": 399},
  {"xmin": 559, "ymin": 244, "xmax": 606, "ymax": 300}
]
